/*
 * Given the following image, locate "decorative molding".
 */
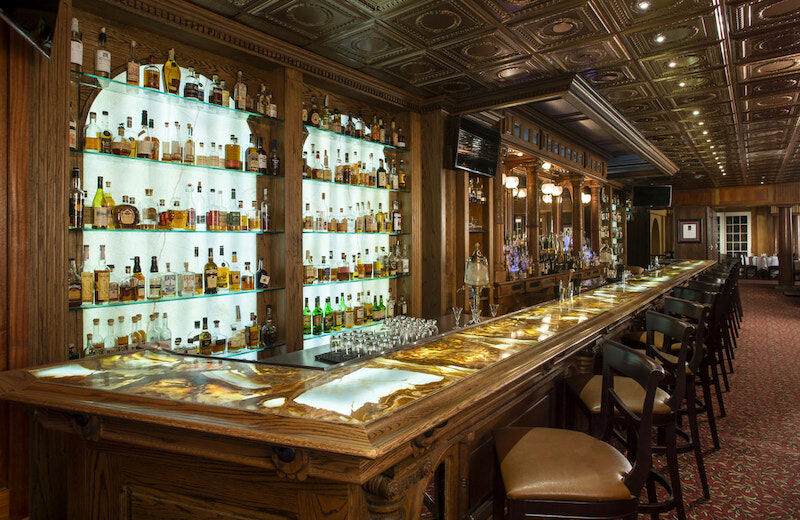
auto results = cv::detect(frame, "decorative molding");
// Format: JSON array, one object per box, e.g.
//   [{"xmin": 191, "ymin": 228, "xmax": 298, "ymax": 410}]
[{"xmin": 271, "ymin": 447, "xmax": 309, "ymax": 481}]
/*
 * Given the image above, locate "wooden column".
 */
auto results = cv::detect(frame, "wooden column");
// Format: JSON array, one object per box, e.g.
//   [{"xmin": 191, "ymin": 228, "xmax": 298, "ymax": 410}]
[
  {"xmin": 492, "ymin": 163, "xmax": 506, "ymax": 283},
  {"xmin": 553, "ymin": 192, "xmax": 561, "ymax": 236},
  {"xmin": 590, "ymin": 185, "xmax": 601, "ymax": 254},
  {"xmin": 283, "ymin": 68, "xmax": 303, "ymax": 350},
  {"xmin": 793, "ymin": 214, "xmax": 800, "ymax": 259},
  {"xmin": 527, "ymin": 167, "xmax": 540, "ymax": 275},
  {"xmin": 571, "ymin": 179, "xmax": 584, "ymax": 257},
  {"xmin": 420, "ymin": 109, "xmax": 448, "ymax": 318},
  {"xmin": 778, "ymin": 206, "xmax": 794, "ymax": 286}
]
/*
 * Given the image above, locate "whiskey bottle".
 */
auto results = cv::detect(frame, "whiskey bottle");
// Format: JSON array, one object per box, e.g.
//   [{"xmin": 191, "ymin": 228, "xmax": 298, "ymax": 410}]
[
  {"xmin": 183, "ymin": 67, "xmax": 199, "ymax": 100},
  {"xmin": 212, "ymin": 320, "xmax": 227, "ymax": 354},
  {"xmin": 397, "ymin": 128, "xmax": 406, "ymax": 148},
  {"xmin": 94, "ymin": 245, "xmax": 111, "ymax": 304},
  {"xmin": 116, "ymin": 316, "xmax": 129, "ymax": 352},
  {"xmin": 162, "ymin": 262, "xmax": 177, "ymax": 298},
  {"xmin": 112, "ymin": 195, "xmax": 140, "ymax": 229},
  {"xmin": 260, "ymin": 187, "xmax": 271, "ymax": 231},
  {"xmin": 163, "ymin": 48, "xmax": 181, "ymax": 95},
  {"xmin": 179, "ymin": 262, "xmax": 195, "ymax": 297},
  {"xmin": 225, "ymin": 135, "xmax": 241, "ymax": 170},
  {"xmin": 249, "ymin": 200, "xmax": 260, "ymax": 231},
  {"xmin": 70, "ymin": 18, "xmax": 83, "ymax": 73},
  {"xmin": 209, "ymin": 74, "xmax": 222, "ymax": 105},
  {"xmin": 392, "ymin": 200, "xmax": 402, "ymax": 232},
  {"xmin": 233, "ymin": 70, "xmax": 247, "ymax": 111},
  {"xmin": 310, "ymin": 97, "xmax": 321, "ymax": 127},
  {"xmin": 227, "ymin": 189, "xmax": 239, "ymax": 231},
  {"xmin": 217, "ymin": 246, "xmax": 229, "ymax": 290},
  {"xmin": 69, "ymin": 102, "xmax": 77, "ymax": 150},
  {"xmin": 302, "ymin": 298, "xmax": 312, "ymax": 335},
  {"xmin": 312, "ymin": 297, "xmax": 323, "ymax": 335},
  {"xmin": 94, "ymin": 28, "xmax": 111, "ymax": 78},
  {"xmin": 170, "ymin": 121, "xmax": 182, "ymax": 162},
  {"xmin": 377, "ymin": 159, "xmax": 387, "ymax": 189},
  {"xmin": 126, "ymin": 40, "xmax": 139, "ymax": 85},
  {"xmin": 198, "ymin": 318, "xmax": 213, "ymax": 355},
  {"xmin": 203, "ymin": 248, "xmax": 217, "ymax": 294},
  {"xmin": 267, "ymin": 86, "xmax": 277, "ymax": 118},
  {"xmin": 268, "ymin": 139, "xmax": 280, "ymax": 175},
  {"xmin": 193, "ymin": 247, "xmax": 204, "ymax": 294},
  {"xmin": 241, "ymin": 261, "xmax": 254, "ymax": 291},
  {"xmin": 147, "ymin": 119, "xmax": 159, "ymax": 159},
  {"xmin": 303, "ymin": 251, "xmax": 315, "ymax": 285},
  {"xmin": 91, "ymin": 176, "xmax": 109, "ymax": 229},
  {"xmin": 132, "ymin": 256, "xmax": 146, "ymax": 300},
  {"xmin": 228, "ymin": 306, "xmax": 246, "ymax": 352},
  {"xmin": 111, "ymin": 123, "xmax": 130, "ymax": 156},
  {"xmin": 120, "ymin": 266, "xmax": 135, "ymax": 302},
  {"xmin": 99, "ymin": 111, "xmax": 113, "ymax": 154},
  {"xmin": 229, "ymin": 252, "xmax": 241, "ymax": 291},
  {"xmin": 345, "ymin": 295, "xmax": 355, "ymax": 328},
  {"xmin": 68, "ymin": 258, "xmax": 82, "ymax": 308},
  {"xmin": 256, "ymin": 257, "xmax": 270, "ymax": 288},
  {"xmin": 147, "ymin": 256, "xmax": 161, "ymax": 300},
  {"xmin": 80, "ymin": 245, "xmax": 93, "ymax": 304},
  {"xmin": 143, "ymin": 55, "xmax": 160, "ymax": 90},
  {"xmin": 261, "ymin": 305, "xmax": 277, "ymax": 348},
  {"xmin": 238, "ymin": 201, "xmax": 248, "ymax": 231},
  {"xmin": 183, "ymin": 124, "xmax": 195, "ymax": 164},
  {"xmin": 108, "ymin": 265, "xmax": 120, "ymax": 302},
  {"xmin": 323, "ymin": 297, "xmax": 334, "ymax": 333},
  {"xmin": 258, "ymin": 137, "xmax": 269, "ymax": 174},
  {"xmin": 245, "ymin": 134, "xmax": 259, "ymax": 172},
  {"xmin": 69, "ymin": 168, "xmax": 83, "ymax": 228}
]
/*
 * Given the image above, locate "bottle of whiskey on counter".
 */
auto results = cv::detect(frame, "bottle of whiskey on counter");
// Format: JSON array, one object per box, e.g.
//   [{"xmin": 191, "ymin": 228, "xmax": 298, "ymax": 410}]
[
  {"xmin": 163, "ymin": 48, "xmax": 181, "ymax": 94},
  {"xmin": 94, "ymin": 27, "xmax": 111, "ymax": 78}
]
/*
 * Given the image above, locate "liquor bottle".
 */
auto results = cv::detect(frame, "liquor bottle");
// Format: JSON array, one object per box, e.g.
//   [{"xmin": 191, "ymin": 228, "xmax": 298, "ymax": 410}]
[
  {"xmin": 116, "ymin": 316, "xmax": 129, "ymax": 352},
  {"xmin": 161, "ymin": 122, "xmax": 172, "ymax": 161},
  {"xmin": 302, "ymin": 203, "xmax": 313, "ymax": 231},
  {"xmin": 126, "ymin": 40, "xmax": 139, "ymax": 85},
  {"xmin": 321, "ymin": 96, "xmax": 331, "ymax": 130},
  {"xmin": 323, "ymin": 297, "xmax": 334, "ymax": 333},
  {"xmin": 148, "ymin": 256, "xmax": 161, "ymax": 300},
  {"xmin": 233, "ymin": 70, "xmax": 247, "ymax": 111},
  {"xmin": 94, "ymin": 27, "xmax": 111, "ymax": 78},
  {"xmin": 302, "ymin": 297, "xmax": 312, "ymax": 334},
  {"xmin": 228, "ymin": 306, "xmax": 246, "ymax": 352},
  {"xmin": 171, "ymin": 121, "xmax": 182, "ymax": 162},
  {"xmin": 183, "ymin": 124, "xmax": 195, "ymax": 164},
  {"xmin": 70, "ymin": 18, "xmax": 83, "ymax": 73},
  {"xmin": 256, "ymin": 257, "xmax": 270, "ymax": 288},
  {"xmin": 267, "ymin": 86, "xmax": 278, "ymax": 118},
  {"xmin": 119, "ymin": 266, "xmax": 134, "ymax": 302},
  {"xmin": 238, "ymin": 201, "xmax": 248, "ymax": 231},
  {"xmin": 143, "ymin": 55, "xmax": 160, "ymax": 90},
  {"xmin": 220, "ymin": 79, "xmax": 230, "ymax": 107},
  {"xmin": 245, "ymin": 134, "xmax": 259, "ymax": 172},
  {"xmin": 157, "ymin": 199, "xmax": 169, "ymax": 229},
  {"xmin": 193, "ymin": 247, "xmax": 204, "ymax": 294},
  {"xmin": 68, "ymin": 258, "xmax": 82, "ymax": 308},
  {"xmin": 302, "ymin": 95, "xmax": 309, "ymax": 124},
  {"xmin": 209, "ymin": 74, "xmax": 222, "ymax": 105},
  {"xmin": 203, "ymin": 248, "xmax": 218, "ymax": 294},
  {"xmin": 184, "ymin": 184, "xmax": 196, "ymax": 230},
  {"xmin": 162, "ymin": 262, "xmax": 177, "ymax": 298},
  {"xmin": 225, "ymin": 135, "xmax": 241, "ymax": 170},
  {"xmin": 392, "ymin": 200, "xmax": 402, "ymax": 232},
  {"xmin": 158, "ymin": 313, "xmax": 172, "ymax": 349},
  {"xmin": 198, "ymin": 318, "xmax": 213, "ymax": 356},
  {"xmin": 257, "ymin": 84, "xmax": 268, "ymax": 115},
  {"xmin": 217, "ymin": 246, "xmax": 229, "ymax": 290},
  {"xmin": 257, "ymin": 137, "xmax": 268, "ymax": 174},
  {"xmin": 355, "ymin": 292, "xmax": 365, "ymax": 325},
  {"xmin": 397, "ymin": 127, "xmax": 406, "ymax": 148},
  {"xmin": 91, "ymin": 176, "xmax": 109, "ymax": 229},
  {"xmin": 229, "ymin": 252, "xmax": 241, "ymax": 291},
  {"xmin": 248, "ymin": 312, "xmax": 260, "ymax": 348},
  {"xmin": 93, "ymin": 245, "xmax": 111, "ymax": 304},
  {"xmin": 312, "ymin": 297, "xmax": 323, "ymax": 335},
  {"xmin": 99, "ymin": 111, "xmax": 113, "ymax": 154},
  {"xmin": 69, "ymin": 102, "xmax": 77, "ymax": 150},
  {"xmin": 386, "ymin": 288, "xmax": 395, "ymax": 318},
  {"xmin": 179, "ymin": 261, "xmax": 195, "ymax": 297},
  {"xmin": 268, "ymin": 139, "xmax": 280, "ymax": 175},
  {"xmin": 345, "ymin": 294, "xmax": 355, "ymax": 328},
  {"xmin": 310, "ymin": 96, "xmax": 321, "ymax": 127},
  {"xmin": 129, "ymin": 256, "xmax": 144, "ymax": 300},
  {"xmin": 261, "ymin": 305, "xmax": 277, "ymax": 348},
  {"xmin": 338, "ymin": 252, "xmax": 350, "ymax": 281},
  {"xmin": 377, "ymin": 159, "xmax": 387, "ymax": 188},
  {"xmin": 69, "ymin": 168, "xmax": 83, "ymax": 228},
  {"xmin": 217, "ymin": 189, "xmax": 228, "ymax": 230},
  {"xmin": 112, "ymin": 122, "xmax": 129, "ymax": 156},
  {"xmin": 147, "ymin": 119, "xmax": 159, "ymax": 159},
  {"xmin": 260, "ymin": 188, "xmax": 271, "ymax": 231},
  {"xmin": 163, "ymin": 48, "xmax": 181, "ymax": 94},
  {"xmin": 365, "ymin": 291, "xmax": 373, "ymax": 322},
  {"xmin": 227, "ymin": 189, "xmax": 240, "ymax": 231},
  {"xmin": 241, "ymin": 261, "xmax": 254, "ymax": 291},
  {"xmin": 212, "ymin": 320, "xmax": 226, "ymax": 354},
  {"xmin": 112, "ymin": 195, "xmax": 139, "ymax": 229},
  {"xmin": 303, "ymin": 251, "xmax": 315, "ymax": 285},
  {"xmin": 102, "ymin": 319, "xmax": 116, "ymax": 351},
  {"xmin": 183, "ymin": 67, "xmax": 199, "ymax": 99},
  {"xmin": 372, "ymin": 116, "xmax": 380, "ymax": 142}
]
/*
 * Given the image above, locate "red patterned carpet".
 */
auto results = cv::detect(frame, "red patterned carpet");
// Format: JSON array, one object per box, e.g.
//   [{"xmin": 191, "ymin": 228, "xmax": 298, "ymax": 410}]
[{"xmin": 421, "ymin": 282, "xmax": 800, "ymax": 519}]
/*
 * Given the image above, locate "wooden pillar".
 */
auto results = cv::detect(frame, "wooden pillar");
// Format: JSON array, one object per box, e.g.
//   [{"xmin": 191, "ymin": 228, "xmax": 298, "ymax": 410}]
[
  {"xmin": 420, "ymin": 109, "xmax": 448, "ymax": 318},
  {"xmin": 283, "ymin": 68, "xmax": 303, "ymax": 351},
  {"xmin": 553, "ymin": 191, "xmax": 561, "ymax": 236},
  {"xmin": 793, "ymin": 214, "xmax": 800, "ymax": 259},
  {"xmin": 590, "ymin": 185, "xmax": 601, "ymax": 254},
  {"xmin": 778, "ymin": 206, "xmax": 794, "ymax": 286},
  {"xmin": 527, "ymin": 167, "xmax": 540, "ymax": 275},
  {"xmin": 571, "ymin": 179, "xmax": 584, "ymax": 257},
  {"xmin": 492, "ymin": 164, "xmax": 506, "ymax": 283}
]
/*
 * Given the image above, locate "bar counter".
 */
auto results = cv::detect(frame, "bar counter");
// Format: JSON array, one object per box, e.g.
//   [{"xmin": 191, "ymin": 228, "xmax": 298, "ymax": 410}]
[{"xmin": 0, "ymin": 260, "xmax": 712, "ymax": 519}]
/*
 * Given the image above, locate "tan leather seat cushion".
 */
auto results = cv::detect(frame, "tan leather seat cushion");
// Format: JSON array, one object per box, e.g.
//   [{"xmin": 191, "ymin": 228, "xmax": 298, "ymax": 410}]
[
  {"xmin": 494, "ymin": 427, "xmax": 633, "ymax": 501},
  {"xmin": 657, "ymin": 351, "xmax": 692, "ymax": 375},
  {"xmin": 579, "ymin": 375, "xmax": 672, "ymax": 415},
  {"xmin": 635, "ymin": 330, "xmax": 677, "ymax": 349}
]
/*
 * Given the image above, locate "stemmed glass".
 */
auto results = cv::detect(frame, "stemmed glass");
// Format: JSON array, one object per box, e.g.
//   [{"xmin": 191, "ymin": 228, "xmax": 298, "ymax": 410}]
[
  {"xmin": 452, "ymin": 306, "xmax": 463, "ymax": 328},
  {"xmin": 490, "ymin": 303, "xmax": 500, "ymax": 318}
]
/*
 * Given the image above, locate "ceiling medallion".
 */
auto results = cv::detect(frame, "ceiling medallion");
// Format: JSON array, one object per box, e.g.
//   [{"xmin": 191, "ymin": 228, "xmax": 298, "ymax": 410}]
[
  {"xmin": 752, "ymin": 77, "xmax": 799, "ymax": 93},
  {"xmin": 755, "ymin": 94, "xmax": 794, "ymax": 106},
  {"xmin": 754, "ymin": 58, "xmax": 799, "ymax": 75},
  {"xmin": 606, "ymin": 88, "xmax": 640, "ymax": 101},
  {"xmin": 756, "ymin": 32, "xmax": 800, "ymax": 52},
  {"xmin": 438, "ymin": 81, "xmax": 472, "ymax": 93},
  {"xmin": 651, "ymin": 25, "xmax": 699, "ymax": 45},
  {"xmin": 463, "ymin": 42, "xmax": 500, "ymax": 58},
  {"xmin": 352, "ymin": 36, "xmax": 392, "ymax": 54},
  {"xmin": 402, "ymin": 60, "xmax": 435, "ymax": 75},
  {"xmin": 416, "ymin": 10, "xmax": 461, "ymax": 32},
  {"xmin": 759, "ymin": 0, "xmax": 800, "ymax": 19},
  {"xmin": 497, "ymin": 66, "xmax": 529, "ymax": 79},
  {"xmin": 538, "ymin": 18, "xmax": 583, "ymax": 39},
  {"xmin": 286, "ymin": 4, "xmax": 333, "ymax": 27},
  {"xmin": 566, "ymin": 47, "xmax": 606, "ymax": 65}
]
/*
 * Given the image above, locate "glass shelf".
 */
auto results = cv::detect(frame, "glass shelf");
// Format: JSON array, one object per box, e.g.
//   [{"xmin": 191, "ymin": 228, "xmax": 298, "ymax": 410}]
[
  {"xmin": 303, "ymin": 231, "xmax": 409, "ymax": 236},
  {"xmin": 302, "ymin": 177, "xmax": 410, "ymax": 194},
  {"xmin": 71, "ymin": 288, "xmax": 282, "ymax": 311},
  {"xmin": 304, "ymin": 321, "xmax": 382, "ymax": 340},
  {"xmin": 304, "ymin": 125, "xmax": 407, "ymax": 151},
  {"xmin": 303, "ymin": 274, "xmax": 410, "ymax": 288},
  {"xmin": 78, "ymin": 149, "xmax": 282, "ymax": 178},
  {"xmin": 70, "ymin": 227, "xmax": 283, "ymax": 235},
  {"xmin": 75, "ymin": 72, "xmax": 284, "ymax": 124},
  {"xmin": 469, "ymin": 229, "xmax": 487, "ymax": 233},
  {"xmin": 186, "ymin": 343, "xmax": 285, "ymax": 359}
]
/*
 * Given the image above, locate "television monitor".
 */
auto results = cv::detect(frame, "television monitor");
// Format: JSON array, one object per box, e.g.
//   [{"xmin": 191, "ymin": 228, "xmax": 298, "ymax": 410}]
[
  {"xmin": 0, "ymin": 1, "xmax": 59, "ymax": 58},
  {"xmin": 632, "ymin": 185, "xmax": 672, "ymax": 207},
  {"xmin": 453, "ymin": 116, "xmax": 500, "ymax": 177}
]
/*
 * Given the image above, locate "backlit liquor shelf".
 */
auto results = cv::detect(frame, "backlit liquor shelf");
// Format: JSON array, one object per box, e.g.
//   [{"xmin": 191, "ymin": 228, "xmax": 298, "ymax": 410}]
[
  {"xmin": 71, "ymin": 228, "xmax": 283, "ymax": 234},
  {"xmin": 70, "ymin": 288, "xmax": 282, "ymax": 311},
  {"xmin": 77, "ymin": 149, "xmax": 284, "ymax": 177}
]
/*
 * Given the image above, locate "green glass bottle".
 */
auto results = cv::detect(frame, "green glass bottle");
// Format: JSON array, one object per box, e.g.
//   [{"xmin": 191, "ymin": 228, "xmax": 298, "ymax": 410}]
[
  {"xmin": 323, "ymin": 297, "xmax": 334, "ymax": 333},
  {"xmin": 378, "ymin": 295, "xmax": 386, "ymax": 321},
  {"xmin": 312, "ymin": 296, "xmax": 323, "ymax": 335},
  {"xmin": 302, "ymin": 297, "xmax": 312, "ymax": 335}
]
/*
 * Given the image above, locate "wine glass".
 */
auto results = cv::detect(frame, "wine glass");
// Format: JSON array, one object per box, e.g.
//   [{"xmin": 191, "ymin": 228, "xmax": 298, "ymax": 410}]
[
  {"xmin": 452, "ymin": 306, "xmax": 463, "ymax": 328},
  {"xmin": 490, "ymin": 303, "xmax": 500, "ymax": 318}
]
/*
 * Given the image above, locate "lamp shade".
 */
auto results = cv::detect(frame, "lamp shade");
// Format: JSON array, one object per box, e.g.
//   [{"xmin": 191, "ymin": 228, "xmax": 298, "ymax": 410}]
[
  {"xmin": 541, "ymin": 182, "xmax": 555, "ymax": 195},
  {"xmin": 505, "ymin": 175, "xmax": 520, "ymax": 189},
  {"xmin": 542, "ymin": 194, "xmax": 553, "ymax": 204},
  {"xmin": 517, "ymin": 188, "xmax": 527, "ymax": 198},
  {"xmin": 581, "ymin": 192, "xmax": 591, "ymax": 204},
  {"xmin": 541, "ymin": 162, "xmax": 552, "ymax": 170},
  {"xmin": 551, "ymin": 185, "xmax": 563, "ymax": 197}
]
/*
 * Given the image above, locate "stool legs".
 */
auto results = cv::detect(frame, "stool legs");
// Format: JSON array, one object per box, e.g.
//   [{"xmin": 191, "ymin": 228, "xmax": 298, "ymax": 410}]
[
  {"xmin": 686, "ymin": 379, "xmax": 711, "ymax": 499},
  {"xmin": 664, "ymin": 421, "xmax": 687, "ymax": 520},
  {"xmin": 699, "ymin": 366, "xmax": 721, "ymax": 449}
]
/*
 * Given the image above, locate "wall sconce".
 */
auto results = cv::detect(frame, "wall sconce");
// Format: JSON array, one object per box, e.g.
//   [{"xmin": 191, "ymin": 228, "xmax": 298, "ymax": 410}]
[
  {"xmin": 505, "ymin": 175, "xmax": 520, "ymax": 190},
  {"xmin": 541, "ymin": 162, "xmax": 552, "ymax": 170},
  {"xmin": 541, "ymin": 182, "xmax": 555, "ymax": 194},
  {"xmin": 581, "ymin": 191, "xmax": 591, "ymax": 204},
  {"xmin": 517, "ymin": 188, "xmax": 527, "ymax": 198},
  {"xmin": 542, "ymin": 194, "xmax": 553, "ymax": 204},
  {"xmin": 551, "ymin": 185, "xmax": 563, "ymax": 197}
]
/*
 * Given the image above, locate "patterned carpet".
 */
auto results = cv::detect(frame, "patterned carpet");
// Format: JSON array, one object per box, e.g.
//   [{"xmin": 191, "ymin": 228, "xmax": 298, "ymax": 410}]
[{"xmin": 421, "ymin": 282, "xmax": 800, "ymax": 519}]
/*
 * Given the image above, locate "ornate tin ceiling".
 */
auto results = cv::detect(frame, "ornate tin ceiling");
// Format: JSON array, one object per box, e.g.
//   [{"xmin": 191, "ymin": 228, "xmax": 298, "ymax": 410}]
[{"xmin": 191, "ymin": 0, "xmax": 800, "ymax": 188}]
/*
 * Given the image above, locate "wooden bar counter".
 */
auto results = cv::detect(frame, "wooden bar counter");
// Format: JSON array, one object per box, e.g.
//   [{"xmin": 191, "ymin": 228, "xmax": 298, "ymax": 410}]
[
  {"xmin": 494, "ymin": 266, "xmax": 606, "ymax": 312},
  {"xmin": 0, "ymin": 261, "xmax": 711, "ymax": 520}
]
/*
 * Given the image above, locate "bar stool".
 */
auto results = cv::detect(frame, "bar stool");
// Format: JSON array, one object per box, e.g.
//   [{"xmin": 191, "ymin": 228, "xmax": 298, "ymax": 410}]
[
  {"xmin": 573, "ymin": 312, "xmax": 695, "ymax": 520},
  {"xmin": 493, "ymin": 339, "xmax": 665, "ymax": 520}
]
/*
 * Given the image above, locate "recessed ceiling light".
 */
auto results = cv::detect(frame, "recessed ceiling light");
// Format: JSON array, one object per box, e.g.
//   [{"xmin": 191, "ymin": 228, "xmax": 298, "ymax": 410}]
[
  {"xmin": 710, "ymin": 145, "xmax": 715, "ymax": 148},
  {"xmin": 761, "ymin": 181, "xmax": 764, "ymax": 184},
  {"xmin": 668, "ymin": 61, "xmax": 677, "ymax": 68},
  {"xmin": 722, "ymin": 172, "xmax": 726, "ymax": 176},
  {"xmin": 678, "ymin": 81, "xmax": 686, "ymax": 87},
  {"xmin": 702, "ymin": 130, "xmax": 708, "ymax": 135},
  {"xmin": 698, "ymin": 121, "xmax": 704, "ymax": 125},
  {"xmin": 706, "ymin": 139, "xmax": 712, "ymax": 142},
  {"xmin": 638, "ymin": 0, "xmax": 651, "ymax": 9},
  {"xmin": 713, "ymin": 151, "xmax": 717, "ymax": 155},
  {"xmin": 692, "ymin": 110, "xmax": 700, "ymax": 115},
  {"xmin": 655, "ymin": 34, "xmax": 666, "ymax": 43}
]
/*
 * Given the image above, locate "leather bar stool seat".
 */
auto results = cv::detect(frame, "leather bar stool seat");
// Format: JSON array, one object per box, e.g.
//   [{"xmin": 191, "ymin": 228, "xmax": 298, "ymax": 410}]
[
  {"xmin": 579, "ymin": 375, "xmax": 672, "ymax": 415},
  {"xmin": 623, "ymin": 330, "xmax": 676, "ymax": 350},
  {"xmin": 494, "ymin": 427, "xmax": 633, "ymax": 502}
]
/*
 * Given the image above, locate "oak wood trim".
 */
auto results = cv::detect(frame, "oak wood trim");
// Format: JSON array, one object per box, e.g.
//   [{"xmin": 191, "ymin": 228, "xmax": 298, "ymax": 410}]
[{"xmin": 0, "ymin": 487, "xmax": 8, "ymax": 520}]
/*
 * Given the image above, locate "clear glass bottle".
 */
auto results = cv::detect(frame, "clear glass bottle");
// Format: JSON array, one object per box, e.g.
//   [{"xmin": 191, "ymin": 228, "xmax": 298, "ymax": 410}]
[
  {"xmin": 126, "ymin": 40, "xmax": 139, "ymax": 85},
  {"xmin": 162, "ymin": 262, "xmax": 177, "ymax": 298},
  {"xmin": 260, "ymin": 187, "xmax": 271, "ymax": 231},
  {"xmin": 212, "ymin": 319, "xmax": 227, "ymax": 354},
  {"xmin": 229, "ymin": 251, "xmax": 241, "ymax": 291},
  {"xmin": 143, "ymin": 55, "xmax": 160, "ymax": 90},
  {"xmin": 241, "ymin": 262, "xmax": 254, "ymax": 291},
  {"xmin": 233, "ymin": 70, "xmax": 247, "ymax": 111},
  {"xmin": 179, "ymin": 261, "xmax": 195, "ymax": 297},
  {"xmin": 183, "ymin": 66, "xmax": 199, "ymax": 100},
  {"xmin": 171, "ymin": 121, "xmax": 182, "ymax": 162},
  {"xmin": 225, "ymin": 135, "xmax": 241, "ymax": 170},
  {"xmin": 93, "ymin": 245, "xmax": 110, "ymax": 304},
  {"xmin": 68, "ymin": 258, "xmax": 82, "ymax": 308},
  {"xmin": 183, "ymin": 124, "xmax": 195, "ymax": 164},
  {"xmin": 147, "ymin": 256, "xmax": 161, "ymax": 300},
  {"xmin": 159, "ymin": 313, "xmax": 172, "ymax": 349},
  {"xmin": 139, "ymin": 188, "xmax": 157, "ymax": 229},
  {"xmin": 70, "ymin": 18, "xmax": 83, "ymax": 73},
  {"xmin": 94, "ymin": 27, "xmax": 111, "ymax": 78}
]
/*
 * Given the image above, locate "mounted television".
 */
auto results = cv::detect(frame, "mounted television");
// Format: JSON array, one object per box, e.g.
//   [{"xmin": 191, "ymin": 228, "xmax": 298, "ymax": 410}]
[
  {"xmin": 452, "ymin": 116, "xmax": 500, "ymax": 177},
  {"xmin": 632, "ymin": 185, "xmax": 672, "ymax": 207},
  {"xmin": 0, "ymin": 1, "xmax": 59, "ymax": 58}
]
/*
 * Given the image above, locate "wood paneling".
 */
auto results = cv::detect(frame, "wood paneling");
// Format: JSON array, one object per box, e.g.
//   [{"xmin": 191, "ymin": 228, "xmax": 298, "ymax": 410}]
[
  {"xmin": 673, "ymin": 206, "xmax": 715, "ymax": 260},
  {"xmin": 675, "ymin": 182, "xmax": 800, "ymax": 208},
  {"xmin": 420, "ymin": 109, "xmax": 447, "ymax": 318},
  {"xmin": 283, "ymin": 68, "xmax": 303, "ymax": 351},
  {"xmin": 778, "ymin": 207, "xmax": 793, "ymax": 286},
  {"xmin": 0, "ymin": 488, "xmax": 8, "ymax": 520}
]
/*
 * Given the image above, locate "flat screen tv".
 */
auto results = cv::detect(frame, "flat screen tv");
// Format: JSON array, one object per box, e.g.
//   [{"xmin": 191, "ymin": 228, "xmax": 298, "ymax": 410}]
[
  {"xmin": 453, "ymin": 117, "xmax": 500, "ymax": 177},
  {"xmin": 0, "ymin": 1, "xmax": 59, "ymax": 58},
  {"xmin": 632, "ymin": 185, "xmax": 672, "ymax": 207}
]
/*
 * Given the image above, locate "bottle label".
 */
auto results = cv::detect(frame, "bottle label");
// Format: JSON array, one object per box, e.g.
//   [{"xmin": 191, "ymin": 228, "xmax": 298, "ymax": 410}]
[
  {"xmin": 117, "ymin": 207, "xmax": 137, "ymax": 226},
  {"xmin": 199, "ymin": 338, "xmax": 212, "ymax": 355},
  {"xmin": 162, "ymin": 274, "xmax": 177, "ymax": 296},
  {"xmin": 247, "ymin": 150, "xmax": 260, "ymax": 172},
  {"xmin": 218, "ymin": 268, "xmax": 229, "ymax": 288},
  {"xmin": 149, "ymin": 280, "xmax": 161, "ymax": 298},
  {"xmin": 205, "ymin": 271, "xmax": 217, "ymax": 290},
  {"xmin": 313, "ymin": 314, "xmax": 322, "ymax": 330},
  {"xmin": 324, "ymin": 312, "xmax": 334, "ymax": 332},
  {"xmin": 109, "ymin": 282, "xmax": 119, "ymax": 301},
  {"xmin": 80, "ymin": 272, "xmax": 93, "ymax": 303},
  {"xmin": 393, "ymin": 215, "xmax": 401, "ymax": 232},
  {"xmin": 303, "ymin": 315, "xmax": 312, "ymax": 333},
  {"xmin": 126, "ymin": 63, "xmax": 139, "ymax": 84},
  {"xmin": 311, "ymin": 113, "xmax": 321, "ymax": 126},
  {"xmin": 335, "ymin": 311, "xmax": 343, "ymax": 327},
  {"xmin": 137, "ymin": 139, "xmax": 152, "ymax": 157},
  {"xmin": 345, "ymin": 310, "xmax": 354, "ymax": 328},
  {"xmin": 249, "ymin": 325, "xmax": 259, "ymax": 346},
  {"xmin": 93, "ymin": 206, "xmax": 109, "ymax": 228},
  {"xmin": 241, "ymin": 274, "xmax": 254, "ymax": 290},
  {"xmin": 95, "ymin": 50, "xmax": 111, "ymax": 74},
  {"xmin": 258, "ymin": 154, "xmax": 268, "ymax": 171},
  {"xmin": 229, "ymin": 271, "xmax": 241, "ymax": 288},
  {"xmin": 100, "ymin": 132, "xmax": 112, "ymax": 154},
  {"xmin": 268, "ymin": 104, "xmax": 278, "ymax": 118},
  {"xmin": 181, "ymin": 274, "xmax": 195, "ymax": 295},
  {"xmin": 229, "ymin": 333, "xmax": 245, "ymax": 350},
  {"xmin": 259, "ymin": 274, "xmax": 270, "ymax": 286},
  {"xmin": 70, "ymin": 41, "xmax": 83, "ymax": 65},
  {"xmin": 95, "ymin": 272, "xmax": 110, "ymax": 302}
]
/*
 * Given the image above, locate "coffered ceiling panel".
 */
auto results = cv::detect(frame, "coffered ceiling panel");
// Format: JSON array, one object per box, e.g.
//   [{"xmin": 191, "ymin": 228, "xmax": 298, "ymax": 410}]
[{"xmin": 182, "ymin": 0, "xmax": 800, "ymax": 187}]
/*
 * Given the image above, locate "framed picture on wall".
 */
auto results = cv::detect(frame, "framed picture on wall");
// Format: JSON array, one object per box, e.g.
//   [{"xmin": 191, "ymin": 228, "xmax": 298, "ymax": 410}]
[{"xmin": 678, "ymin": 219, "xmax": 702, "ymax": 243}]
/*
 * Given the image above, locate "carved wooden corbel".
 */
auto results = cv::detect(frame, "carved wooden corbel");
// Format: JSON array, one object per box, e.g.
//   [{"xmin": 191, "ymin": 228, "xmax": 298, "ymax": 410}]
[
  {"xmin": 70, "ymin": 413, "xmax": 103, "ymax": 442},
  {"xmin": 363, "ymin": 457, "xmax": 434, "ymax": 520},
  {"xmin": 270, "ymin": 446, "xmax": 309, "ymax": 481},
  {"xmin": 410, "ymin": 420, "xmax": 448, "ymax": 458}
]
